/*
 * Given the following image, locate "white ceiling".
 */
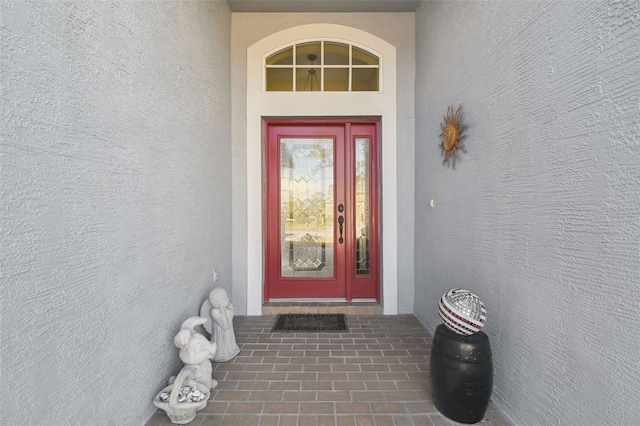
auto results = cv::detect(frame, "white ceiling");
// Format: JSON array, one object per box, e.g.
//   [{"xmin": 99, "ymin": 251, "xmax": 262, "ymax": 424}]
[{"xmin": 226, "ymin": 0, "xmax": 422, "ymax": 13}]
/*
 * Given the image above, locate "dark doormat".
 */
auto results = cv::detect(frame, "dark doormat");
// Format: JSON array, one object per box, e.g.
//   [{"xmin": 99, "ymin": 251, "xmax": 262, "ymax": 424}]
[{"xmin": 273, "ymin": 313, "xmax": 348, "ymax": 332}]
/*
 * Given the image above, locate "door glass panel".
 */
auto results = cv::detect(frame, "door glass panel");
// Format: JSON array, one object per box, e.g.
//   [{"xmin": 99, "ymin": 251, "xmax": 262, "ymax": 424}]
[
  {"xmin": 280, "ymin": 138, "xmax": 334, "ymax": 278},
  {"xmin": 355, "ymin": 138, "xmax": 370, "ymax": 275}
]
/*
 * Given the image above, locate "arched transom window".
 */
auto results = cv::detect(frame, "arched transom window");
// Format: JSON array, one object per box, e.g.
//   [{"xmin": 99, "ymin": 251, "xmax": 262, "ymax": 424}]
[{"xmin": 265, "ymin": 41, "xmax": 380, "ymax": 92}]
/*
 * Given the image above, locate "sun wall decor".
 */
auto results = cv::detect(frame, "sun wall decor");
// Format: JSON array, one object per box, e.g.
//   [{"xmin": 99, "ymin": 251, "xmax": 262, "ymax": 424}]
[{"xmin": 439, "ymin": 104, "xmax": 468, "ymax": 169}]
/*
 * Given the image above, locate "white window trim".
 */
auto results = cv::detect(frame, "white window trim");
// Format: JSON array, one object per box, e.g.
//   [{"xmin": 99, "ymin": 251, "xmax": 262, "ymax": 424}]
[{"xmin": 246, "ymin": 23, "xmax": 398, "ymax": 315}]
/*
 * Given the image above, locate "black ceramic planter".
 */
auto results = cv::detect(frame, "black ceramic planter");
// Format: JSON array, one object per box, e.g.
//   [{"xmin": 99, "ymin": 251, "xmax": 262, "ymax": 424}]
[{"xmin": 430, "ymin": 324, "xmax": 493, "ymax": 424}]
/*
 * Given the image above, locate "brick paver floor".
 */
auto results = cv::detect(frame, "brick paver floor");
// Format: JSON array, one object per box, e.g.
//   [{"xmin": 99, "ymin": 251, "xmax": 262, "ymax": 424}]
[{"xmin": 147, "ymin": 315, "xmax": 510, "ymax": 426}]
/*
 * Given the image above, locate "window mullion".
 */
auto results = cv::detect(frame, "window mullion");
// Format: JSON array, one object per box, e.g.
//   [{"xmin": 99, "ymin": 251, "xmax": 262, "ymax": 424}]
[
  {"xmin": 292, "ymin": 44, "xmax": 297, "ymax": 91},
  {"xmin": 348, "ymin": 45, "xmax": 352, "ymax": 92},
  {"xmin": 320, "ymin": 41, "xmax": 324, "ymax": 92}
]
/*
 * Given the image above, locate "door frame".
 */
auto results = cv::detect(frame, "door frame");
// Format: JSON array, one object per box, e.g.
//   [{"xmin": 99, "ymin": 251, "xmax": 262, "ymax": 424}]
[
  {"xmin": 244, "ymin": 24, "xmax": 398, "ymax": 315},
  {"xmin": 263, "ymin": 118, "xmax": 381, "ymax": 303}
]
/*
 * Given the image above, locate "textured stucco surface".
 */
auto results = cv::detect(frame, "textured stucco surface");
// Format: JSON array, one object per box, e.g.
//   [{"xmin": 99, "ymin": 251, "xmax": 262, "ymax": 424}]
[
  {"xmin": 414, "ymin": 1, "xmax": 639, "ymax": 425},
  {"xmin": 1, "ymin": 1, "xmax": 231, "ymax": 424},
  {"xmin": 231, "ymin": 13, "xmax": 415, "ymax": 314}
]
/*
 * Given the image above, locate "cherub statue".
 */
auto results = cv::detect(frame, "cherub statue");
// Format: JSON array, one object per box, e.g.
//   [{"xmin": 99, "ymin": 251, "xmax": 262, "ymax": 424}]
[
  {"xmin": 200, "ymin": 288, "xmax": 240, "ymax": 362},
  {"xmin": 154, "ymin": 317, "xmax": 218, "ymax": 424},
  {"xmin": 172, "ymin": 316, "xmax": 218, "ymax": 390}
]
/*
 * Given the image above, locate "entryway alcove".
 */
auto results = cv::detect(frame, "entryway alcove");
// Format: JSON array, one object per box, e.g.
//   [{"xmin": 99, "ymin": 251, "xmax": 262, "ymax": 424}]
[{"xmin": 243, "ymin": 24, "xmax": 399, "ymax": 316}]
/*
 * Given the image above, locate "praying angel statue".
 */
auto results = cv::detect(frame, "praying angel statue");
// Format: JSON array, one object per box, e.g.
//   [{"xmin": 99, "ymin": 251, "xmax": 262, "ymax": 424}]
[{"xmin": 200, "ymin": 288, "xmax": 241, "ymax": 362}]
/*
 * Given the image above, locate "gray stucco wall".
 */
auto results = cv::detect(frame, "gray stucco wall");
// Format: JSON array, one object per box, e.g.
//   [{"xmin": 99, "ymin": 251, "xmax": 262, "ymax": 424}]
[
  {"xmin": 1, "ymin": 1, "xmax": 231, "ymax": 424},
  {"xmin": 231, "ymin": 13, "xmax": 415, "ymax": 314},
  {"xmin": 414, "ymin": 1, "xmax": 639, "ymax": 425}
]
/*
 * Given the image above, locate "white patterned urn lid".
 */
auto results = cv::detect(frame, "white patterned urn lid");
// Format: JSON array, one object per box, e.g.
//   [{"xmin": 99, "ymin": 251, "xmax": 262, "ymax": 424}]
[{"xmin": 438, "ymin": 288, "xmax": 486, "ymax": 335}]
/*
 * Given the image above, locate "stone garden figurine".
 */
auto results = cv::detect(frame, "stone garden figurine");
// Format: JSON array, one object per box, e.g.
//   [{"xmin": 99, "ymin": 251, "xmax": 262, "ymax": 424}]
[
  {"xmin": 200, "ymin": 288, "xmax": 241, "ymax": 362},
  {"xmin": 153, "ymin": 317, "xmax": 218, "ymax": 424},
  {"xmin": 173, "ymin": 316, "xmax": 219, "ymax": 390}
]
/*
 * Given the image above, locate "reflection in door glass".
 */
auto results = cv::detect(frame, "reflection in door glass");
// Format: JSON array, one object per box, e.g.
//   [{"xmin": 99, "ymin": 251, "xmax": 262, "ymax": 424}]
[
  {"xmin": 280, "ymin": 139, "xmax": 334, "ymax": 278},
  {"xmin": 355, "ymin": 138, "xmax": 370, "ymax": 275}
]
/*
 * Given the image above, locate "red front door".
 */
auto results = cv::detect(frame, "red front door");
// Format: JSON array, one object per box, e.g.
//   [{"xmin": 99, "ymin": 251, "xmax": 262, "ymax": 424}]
[{"xmin": 264, "ymin": 120, "xmax": 380, "ymax": 301}]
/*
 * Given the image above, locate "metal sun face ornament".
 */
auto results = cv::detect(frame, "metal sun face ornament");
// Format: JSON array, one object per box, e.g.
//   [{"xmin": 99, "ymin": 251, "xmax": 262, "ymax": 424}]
[
  {"xmin": 439, "ymin": 104, "xmax": 468, "ymax": 169},
  {"xmin": 438, "ymin": 288, "xmax": 486, "ymax": 335}
]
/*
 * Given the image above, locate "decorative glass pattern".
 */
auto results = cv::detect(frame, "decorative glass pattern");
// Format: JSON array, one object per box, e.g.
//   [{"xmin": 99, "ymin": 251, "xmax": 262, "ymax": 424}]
[
  {"xmin": 355, "ymin": 138, "xmax": 370, "ymax": 275},
  {"xmin": 280, "ymin": 138, "xmax": 335, "ymax": 277}
]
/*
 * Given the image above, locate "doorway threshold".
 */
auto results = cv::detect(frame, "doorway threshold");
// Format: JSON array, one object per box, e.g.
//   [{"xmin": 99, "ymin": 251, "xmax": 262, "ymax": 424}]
[{"xmin": 263, "ymin": 300, "xmax": 382, "ymax": 315}]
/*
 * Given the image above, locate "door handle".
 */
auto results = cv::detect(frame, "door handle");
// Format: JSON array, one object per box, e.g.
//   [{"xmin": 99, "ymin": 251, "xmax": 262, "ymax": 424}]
[{"xmin": 338, "ymin": 215, "xmax": 344, "ymax": 244}]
